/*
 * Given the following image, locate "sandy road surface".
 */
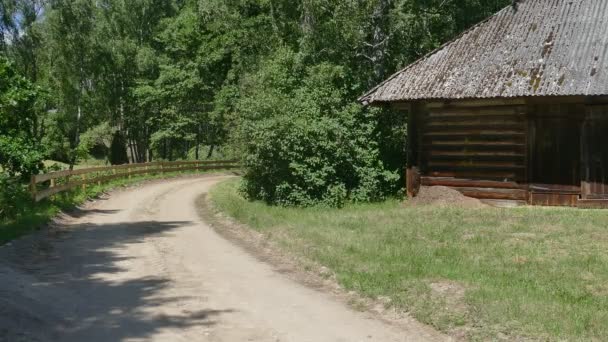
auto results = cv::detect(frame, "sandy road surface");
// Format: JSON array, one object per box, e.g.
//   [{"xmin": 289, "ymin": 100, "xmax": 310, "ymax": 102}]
[{"xmin": 0, "ymin": 176, "xmax": 447, "ymax": 342}]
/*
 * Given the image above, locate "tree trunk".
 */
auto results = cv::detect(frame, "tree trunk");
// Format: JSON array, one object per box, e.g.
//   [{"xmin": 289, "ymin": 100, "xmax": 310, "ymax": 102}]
[
  {"xmin": 206, "ymin": 145, "xmax": 215, "ymax": 159},
  {"xmin": 368, "ymin": 0, "xmax": 392, "ymax": 84},
  {"xmin": 71, "ymin": 98, "xmax": 83, "ymax": 170},
  {"xmin": 195, "ymin": 124, "xmax": 201, "ymax": 160},
  {"xmin": 168, "ymin": 139, "xmax": 173, "ymax": 161}
]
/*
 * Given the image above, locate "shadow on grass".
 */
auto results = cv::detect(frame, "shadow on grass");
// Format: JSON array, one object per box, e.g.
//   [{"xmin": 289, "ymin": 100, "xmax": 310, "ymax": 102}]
[{"xmin": 0, "ymin": 214, "xmax": 235, "ymax": 341}]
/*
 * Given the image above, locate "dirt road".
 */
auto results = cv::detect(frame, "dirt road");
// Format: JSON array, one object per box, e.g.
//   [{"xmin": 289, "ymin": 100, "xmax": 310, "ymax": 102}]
[{"xmin": 0, "ymin": 176, "xmax": 446, "ymax": 342}]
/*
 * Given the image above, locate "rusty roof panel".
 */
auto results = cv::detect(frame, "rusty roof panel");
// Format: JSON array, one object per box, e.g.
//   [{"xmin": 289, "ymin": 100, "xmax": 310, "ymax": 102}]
[{"xmin": 361, "ymin": 0, "xmax": 608, "ymax": 103}]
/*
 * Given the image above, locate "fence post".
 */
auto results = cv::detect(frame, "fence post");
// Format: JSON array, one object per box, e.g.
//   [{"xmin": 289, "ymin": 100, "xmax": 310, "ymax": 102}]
[
  {"xmin": 82, "ymin": 174, "xmax": 87, "ymax": 191},
  {"xmin": 30, "ymin": 175, "xmax": 37, "ymax": 201},
  {"xmin": 128, "ymin": 167, "xmax": 132, "ymax": 179}
]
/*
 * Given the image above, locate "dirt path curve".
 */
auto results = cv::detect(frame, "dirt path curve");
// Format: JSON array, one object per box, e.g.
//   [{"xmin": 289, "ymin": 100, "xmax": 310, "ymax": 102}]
[{"xmin": 0, "ymin": 176, "xmax": 447, "ymax": 342}]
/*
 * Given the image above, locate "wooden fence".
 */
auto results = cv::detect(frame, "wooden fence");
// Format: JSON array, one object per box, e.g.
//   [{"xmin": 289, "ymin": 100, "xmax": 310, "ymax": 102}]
[{"xmin": 30, "ymin": 160, "xmax": 240, "ymax": 202}]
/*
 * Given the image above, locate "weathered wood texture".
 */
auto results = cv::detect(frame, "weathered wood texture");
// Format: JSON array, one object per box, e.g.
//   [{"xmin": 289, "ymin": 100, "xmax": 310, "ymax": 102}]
[
  {"xmin": 406, "ymin": 167, "xmax": 421, "ymax": 198},
  {"xmin": 582, "ymin": 105, "xmax": 608, "ymax": 199},
  {"xmin": 410, "ymin": 99, "xmax": 608, "ymax": 207},
  {"xmin": 578, "ymin": 199, "xmax": 608, "ymax": 209},
  {"xmin": 419, "ymin": 103, "xmax": 527, "ymax": 201},
  {"xmin": 30, "ymin": 160, "xmax": 240, "ymax": 202}
]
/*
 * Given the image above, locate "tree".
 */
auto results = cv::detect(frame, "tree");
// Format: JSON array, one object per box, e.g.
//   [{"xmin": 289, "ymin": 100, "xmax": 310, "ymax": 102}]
[{"xmin": 0, "ymin": 56, "xmax": 44, "ymax": 178}]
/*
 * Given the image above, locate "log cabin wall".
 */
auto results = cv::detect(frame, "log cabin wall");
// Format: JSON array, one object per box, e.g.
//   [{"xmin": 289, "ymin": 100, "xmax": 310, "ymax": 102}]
[
  {"xmin": 417, "ymin": 100, "xmax": 528, "ymax": 205},
  {"xmin": 403, "ymin": 97, "xmax": 608, "ymax": 207}
]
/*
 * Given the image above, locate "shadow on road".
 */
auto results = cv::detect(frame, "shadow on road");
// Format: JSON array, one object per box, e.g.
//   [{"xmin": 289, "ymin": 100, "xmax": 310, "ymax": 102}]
[{"xmin": 0, "ymin": 215, "xmax": 235, "ymax": 342}]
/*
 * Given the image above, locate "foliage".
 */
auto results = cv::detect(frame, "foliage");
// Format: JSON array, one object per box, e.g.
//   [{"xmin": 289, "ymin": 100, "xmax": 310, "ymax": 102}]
[
  {"xmin": 77, "ymin": 121, "xmax": 115, "ymax": 161},
  {"xmin": 0, "ymin": 56, "xmax": 44, "ymax": 178},
  {"xmin": 109, "ymin": 130, "xmax": 129, "ymax": 165},
  {"xmin": 238, "ymin": 50, "xmax": 399, "ymax": 206},
  {"xmin": 1, "ymin": 0, "xmax": 512, "ymax": 204},
  {"xmin": 0, "ymin": 173, "xmax": 30, "ymax": 220}
]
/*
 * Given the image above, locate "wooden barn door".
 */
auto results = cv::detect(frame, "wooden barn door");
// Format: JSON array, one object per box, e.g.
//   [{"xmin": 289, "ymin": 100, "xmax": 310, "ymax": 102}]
[
  {"xmin": 581, "ymin": 106, "xmax": 608, "ymax": 200},
  {"xmin": 528, "ymin": 104, "xmax": 583, "ymax": 206}
]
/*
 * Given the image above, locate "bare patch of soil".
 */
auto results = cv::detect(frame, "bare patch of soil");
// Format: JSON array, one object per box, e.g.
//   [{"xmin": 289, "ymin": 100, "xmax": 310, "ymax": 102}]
[{"xmin": 407, "ymin": 186, "xmax": 487, "ymax": 209}]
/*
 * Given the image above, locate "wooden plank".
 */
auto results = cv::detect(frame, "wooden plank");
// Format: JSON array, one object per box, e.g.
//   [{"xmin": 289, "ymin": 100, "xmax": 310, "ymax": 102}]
[
  {"xmin": 33, "ymin": 160, "xmax": 240, "ymax": 201},
  {"xmin": 424, "ymin": 124, "xmax": 525, "ymax": 133},
  {"xmin": 425, "ymin": 150, "xmax": 525, "ymax": 157},
  {"xmin": 578, "ymin": 199, "xmax": 608, "ymax": 209},
  {"xmin": 34, "ymin": 169, "xmax": 74, "ymax": 183},
  {"xmin": 421, "ymin": 177, "xmax": 524, "ymax": 190},
  {"xmin": 455, "ymin": 187, "xmax": 528, "ymax": 201},
  {"xmin": 428, "ymin": 171, "xmax": 521, "ymax": 181},
  {"xmin": 529, "ymin": 183, "xmax": 581, "ymax": 194},
  {"xmin": 428, "ymin": 162, "xmax": 525, "ymax": 170},
  {"xmin": 529, "ymin": 193, "xmax": 579, "ymax": 207},
  {"xmin": 480, "ymin": 199, "xmax": 527, "ymax": 208},
  {"xmin": 428, "ymin": 154, "xmax": 525, "ymax": 163},
  {"xmin": 424, "ymin": 141, "xmax": 525, "ymax": 147},
  {"xmin": 424, "ymin": 130, "xmax": 525, "ymax": 137},
  {"xmin": 425, "ymin": 118, "xmax": 524, "ymax": 126}
]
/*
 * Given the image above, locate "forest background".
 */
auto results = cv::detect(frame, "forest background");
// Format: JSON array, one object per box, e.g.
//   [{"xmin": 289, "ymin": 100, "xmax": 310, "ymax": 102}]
[{"xmin": 0, "ymin": 0, "xmax": 510, "ymax": 209}]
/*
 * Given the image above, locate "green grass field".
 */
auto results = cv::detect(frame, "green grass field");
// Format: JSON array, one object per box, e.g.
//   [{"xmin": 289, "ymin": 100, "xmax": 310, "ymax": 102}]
[{"xmin": 209, "ymin": 179, "xmax": 608, "ymax": 341}]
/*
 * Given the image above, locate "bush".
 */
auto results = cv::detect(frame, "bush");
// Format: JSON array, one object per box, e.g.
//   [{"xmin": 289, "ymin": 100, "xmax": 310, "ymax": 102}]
[
  {"xmin": 0, "ymin": 173, "xmax": 30, "ymax": 220},
  {"xmin": 237, "ymin": 49, "xmax": 400, "ymax": 207},
  {"xmin": 0, "ymin": 56, "xmax": 45, "ymax": 178}
]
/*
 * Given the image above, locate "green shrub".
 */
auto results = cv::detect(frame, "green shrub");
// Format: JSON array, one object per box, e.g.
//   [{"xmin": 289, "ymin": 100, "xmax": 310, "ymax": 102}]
[
  {"xmin": 237, "ymin": 49, "xmax": 400, "ymax": 207},
  {"xmin": 0, "ymin": 173, "xmax": 30, "ymax": 220},
  {"xmin": 0, "ymin": 56, "xmax": 45, "ymax": 178}
]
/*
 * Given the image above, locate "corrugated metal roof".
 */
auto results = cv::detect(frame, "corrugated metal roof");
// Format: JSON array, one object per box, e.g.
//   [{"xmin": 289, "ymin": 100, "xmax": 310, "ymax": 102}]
[{"xmin": 360, "ymin": 0, "xmax": 608, "ymax": 104}]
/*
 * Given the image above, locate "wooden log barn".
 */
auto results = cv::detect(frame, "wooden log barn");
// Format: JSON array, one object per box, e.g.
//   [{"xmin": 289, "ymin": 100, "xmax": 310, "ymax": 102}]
[{"xmin": 360, "ymin": 0, "xmax": 608, "ymax": 208}]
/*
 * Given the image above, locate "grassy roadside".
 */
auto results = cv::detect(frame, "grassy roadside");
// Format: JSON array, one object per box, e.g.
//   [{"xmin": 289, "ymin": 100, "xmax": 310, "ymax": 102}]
[
  {"xmin": 209, "ymin": 178, "xmax": 608, "ymax": 341},
  {"xmin": 0, "ymin": 170, "xmax": 235, "ymax": 246}
]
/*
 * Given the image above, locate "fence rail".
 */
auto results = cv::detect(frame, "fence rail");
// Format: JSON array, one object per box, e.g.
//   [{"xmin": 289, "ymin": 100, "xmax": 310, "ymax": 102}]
[{"xmin": 30, "ymin": 160, "xmax": 240, "ymax": 202}]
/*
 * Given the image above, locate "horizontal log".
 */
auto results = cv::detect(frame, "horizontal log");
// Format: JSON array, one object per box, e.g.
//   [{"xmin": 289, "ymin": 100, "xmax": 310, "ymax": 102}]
[
  {"xmin": 424, "ymin": 130, "xmax": 525, "ymax": 137},
  {"xmin": 425, "ymin": 117, "xmax": 524, "ymax": 126},
  {"xmin": 529, "ymin": 193, "xmax": 579, "ymax": 207},
  {"xmin": 424, "ymin": 140, "xmax": 526, "ymax": 148},
  {"xmin": 578, "ymin": 199, "xmax": 608, "ymax": 209},
  {"xmin": 427, "ymin": 154, "xmax": 525, "ymax": 163},
  {"xmin": 425, "ymin": 150, "xmax": 525, "ymax": 157},
  {"xmin": 422, "ymin": 177, "xmax": 524, "ymax": 190},
  {"xmin": 480, "ymin": 199, "xmax": 527, "ymax": 208},
  {"xmin": 456, "ymin": 187, "xmax": 528, "ymax": 201},
  {"xmin": 428, "ymin": 161, "xmax": 525, "ymax": 170},
  {"xmin": 424, "ymin": 125, "xmax": 525, "ymax": 134},
  {"xmin": 427, "ymin": 171, "xmax": 522, "ymax": 181},
  {"xmin": 529, "ymin": 183, "xmax": 581, "ymax": 194},
  {"xmin": 422, "ymin": 145, "xmax": 526, "ymax": 153}
]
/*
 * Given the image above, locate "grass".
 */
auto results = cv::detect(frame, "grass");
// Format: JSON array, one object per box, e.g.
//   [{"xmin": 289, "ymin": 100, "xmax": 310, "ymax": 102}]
[
  {"xmin": 209, "ymin": 179, "xmax": 608, "ymax": 341},
  {"xmin": 43, "ymin": 158, "xmax": 109, "ymax": 170},
  {"xmin": 0, "ymin": 169, "xmax": 232, "ymax": 246}
]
